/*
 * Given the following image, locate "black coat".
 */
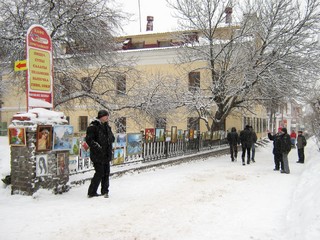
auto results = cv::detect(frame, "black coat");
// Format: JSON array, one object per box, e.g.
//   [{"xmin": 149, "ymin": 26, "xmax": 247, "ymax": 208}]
[
  {"xmin": 227, "ymin": 131, "xmax": 239, "ymax": 146},
  {"xmin": 268, "ymin": 132, "xmax": 282, "ymax": 154},
  {"xmin": 240, "ymin": 127, "xmax": 253, "ymax": 148},
  {"xmin": 85, "ymin": 119, "xmax": 115, "ymax": 164},
  {"xmin": 280, "ymin": 133, "xmax": 292, "ymax": 154}
]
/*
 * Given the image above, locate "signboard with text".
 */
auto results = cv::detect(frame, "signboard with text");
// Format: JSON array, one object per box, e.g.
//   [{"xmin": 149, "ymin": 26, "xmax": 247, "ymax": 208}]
[{"xmin": 26, "ymin": 24, "xmax": 53, "ymax": 109}]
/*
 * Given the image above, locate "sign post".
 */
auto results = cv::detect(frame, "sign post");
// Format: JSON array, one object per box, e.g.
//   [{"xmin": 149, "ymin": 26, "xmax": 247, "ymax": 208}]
[{"xmin": 26, "ymin": 25, "xmax": 53, "ymax": 110}]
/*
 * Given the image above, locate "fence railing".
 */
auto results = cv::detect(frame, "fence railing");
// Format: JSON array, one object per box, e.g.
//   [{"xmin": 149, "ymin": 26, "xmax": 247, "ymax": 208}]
[{"xmin": 69, "ymin": 138, "xmax": 228, "ymax": 175}]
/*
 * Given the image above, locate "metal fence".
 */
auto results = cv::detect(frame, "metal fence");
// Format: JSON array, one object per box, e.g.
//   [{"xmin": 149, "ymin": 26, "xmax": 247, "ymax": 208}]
[{"xmin": 69, "ymin": 137, "xmax": 228, "ymax": 175}]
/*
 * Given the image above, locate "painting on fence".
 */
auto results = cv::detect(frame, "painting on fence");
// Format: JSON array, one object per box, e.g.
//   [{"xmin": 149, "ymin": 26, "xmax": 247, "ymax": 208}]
[
  {"xmin": 113, "ymin": 148, "xmax": 125, "ymax": 165},
  {"xmin": 155, "ymin": 128, "xmax": 165, "ymax": 142},
  {"xmin": 184, "ymin": 130, "xmax": 189, "ymax": 141},
  {"xmin": 36, "ymin": 154, "xmax": 48, "ymax": 177},
  {"xmin": 53, "ymin": 125, "xmax": 74, "ymax": 151},
  {"xmin": 126, "ymin": 133, "xmax": 142, "ymax": 157},
  {"xmin": 115, "ymin": 133, "xmax": 126, "ymax": 148},
  {"xmin": 145, "ymin": 128, "xmax": 155, "ymax": 143},
  {"xmin": 171, "ymin": 126, "xmax": 177, "ymax": 143},
  {"xmin": 36, "ymin": 125, "xmax": 52, "ymax": 151},
  {"xmin": 177, "ymin": 129, "xmax": 183, "ymax": 140},
  {"xmin": 8, "ymin": 127, "xmax": 26, "ymax": 146},
  {"xmin": 69, "ymin": 156, "xmax": 78, "ymax": 173},
  {"xmin": 70, "ymin": 137, "xmax": 80, "ymax": 155},
  {"xmin": 189, "ymin": 129, "xmax": 194, "ymax": 140}
]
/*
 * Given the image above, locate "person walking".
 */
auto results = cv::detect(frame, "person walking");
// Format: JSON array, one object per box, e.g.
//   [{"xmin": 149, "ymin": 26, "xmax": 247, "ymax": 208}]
[
  {"xmin": 279, "ymin": 127, "xmax": 292, "ymax": 174},
  {"xmin": 296, "ymin": 130, "xmax": 307, "ymax": 163},
  {"xmin": 250, "ymin": 126, "xmax": 257, "ymax": 163},
  {"xmin": 86, "ymin": 110, "xmax": 115, "ymax": 198},
  {"xmin": 240, "ymin": 125, "xmax": 253, "ymax": 165},
  {"xmin": 227, "ymin": 127, "xmax": 239, "ymax": 162},
  {"xmin": 268, "ymin": 128, "xmax": 283, "ymax": 171}
]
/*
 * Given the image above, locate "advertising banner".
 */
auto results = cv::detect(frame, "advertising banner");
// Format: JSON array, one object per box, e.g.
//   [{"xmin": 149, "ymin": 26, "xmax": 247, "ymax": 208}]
[{"xmin": 26, "ymin": 25, "xmax": 53, "ymax": 109}]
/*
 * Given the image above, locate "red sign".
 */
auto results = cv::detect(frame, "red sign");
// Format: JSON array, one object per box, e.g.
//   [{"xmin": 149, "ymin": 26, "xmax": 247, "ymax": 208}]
[{"xmin": 26, "ymin": 25, "xmax": 53, "ymax": 110}]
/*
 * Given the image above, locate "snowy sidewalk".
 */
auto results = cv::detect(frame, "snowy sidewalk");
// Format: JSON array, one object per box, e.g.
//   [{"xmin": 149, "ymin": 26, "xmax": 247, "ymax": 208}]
[{"xmin": 0, "ymin": 137, "xmax": 319, "ymax": 240}]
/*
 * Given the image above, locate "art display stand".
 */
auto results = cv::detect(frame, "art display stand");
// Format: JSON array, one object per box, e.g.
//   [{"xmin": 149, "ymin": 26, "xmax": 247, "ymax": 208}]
[{"xmin": 10, "ymin": 122, "xmax": 70, "ymax": 196}]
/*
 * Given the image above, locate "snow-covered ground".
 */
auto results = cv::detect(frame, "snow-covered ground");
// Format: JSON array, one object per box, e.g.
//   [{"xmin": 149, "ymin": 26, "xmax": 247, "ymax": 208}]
[{"xmin": 0, "ymin": 136, "xmax": 319, "ymax": 240}]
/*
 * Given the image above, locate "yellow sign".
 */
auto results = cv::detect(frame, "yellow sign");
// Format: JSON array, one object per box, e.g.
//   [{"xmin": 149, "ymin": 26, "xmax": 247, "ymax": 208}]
[
  {"xmin": 14, "ymin": 60, "xmax": 27, "ymax": 71},
  {"xmin": 28, "ymin": 49, "xmax": 51, "ymax": 91}
]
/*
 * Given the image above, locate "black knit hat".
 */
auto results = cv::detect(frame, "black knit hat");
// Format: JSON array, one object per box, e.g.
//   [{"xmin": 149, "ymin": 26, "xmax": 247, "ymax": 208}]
[
  {"xmin": 281, "ymin": 127, "xmax": 287, "ymax": 134},
  {"xmin": 97, "ymin": 110, "xmax": 109, "ymax": 119}
]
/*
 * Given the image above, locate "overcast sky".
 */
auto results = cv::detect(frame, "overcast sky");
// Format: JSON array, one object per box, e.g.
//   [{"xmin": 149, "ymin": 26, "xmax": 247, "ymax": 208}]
[{"xmin": 118, "ymin": 0, "xmax": 178, "ymax": 35}]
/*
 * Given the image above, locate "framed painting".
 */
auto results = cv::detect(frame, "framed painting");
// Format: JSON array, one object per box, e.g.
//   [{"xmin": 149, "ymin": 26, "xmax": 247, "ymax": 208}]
[
  {"xmin": 189, "ymin": 129, "xmax": 194, "ymax": 140},
  {"xmin": 166, "ymin": 131, "xmax": 171, "ymax": 142},
  {"xmin": 53, "ymin": 125, "xmax": 74, "ymax": 151},
  {"xmin": 36, "ymin": 125, "xmax": 52, "ymax": 152},
  {"xmin": 36, "ymin": 154, "xmax": 49, "ymax": 177},
  {"xmin": 126, "ymin": 133, "xmax": 142, "ymax": 157},
  {"xmin": 57, "ymin": 152, "xmax": 68, "ymax": 175},
  {"xmin": 115, "ymin": 133, "xmax": 126, "ymax": 148},
  {"xmin": 113, "ymin": 148, "xmax": 125, "ymax": 165},
  {"xmin": 155, "ymin": 128, "xmax": 165, "ymax": 142},
  {"xmin": 171, "ymin": 126, "xmax": 178, "ymax": 143},
  {"xmin": 8, "ymin": 127, "xmax": 26, "ymax": 146},
  {"xmin": 184, "ymin": 130, "xmax": 189, "ymax": 141},
  {"xmin": 145, "ymin": 128, "xmax": 155, "ymax": 143},
  {"xmin": 70, "ymin": 137, "xmax": 80, "ymax": 155},
  {"xmin": 177, "ymin": 129, "xmax": 183, "ymax": 140}
]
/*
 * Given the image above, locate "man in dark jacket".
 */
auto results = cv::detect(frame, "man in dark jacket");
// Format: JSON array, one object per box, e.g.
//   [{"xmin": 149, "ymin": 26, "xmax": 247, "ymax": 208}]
[
  {"xmin": 268, "ymin": 128, "xmax": 283, "ymax": 171},
  {"xmin": 296, "ymin": 130, "xmax": 307, "ymax": 163},
  {"xmin": 227, "ymin": 127, "xmax": 239, "ymax": 162},
  {"xmin": 240, "ymin": 125, "xmax": 253, "ymax": 165},
  {"xmin": 279, "ymin": 127, "xmax": 291, "ymax": 174},
  {"xmin": 86, "ymin": 110, "xmax": 115, "ymax": 198}
]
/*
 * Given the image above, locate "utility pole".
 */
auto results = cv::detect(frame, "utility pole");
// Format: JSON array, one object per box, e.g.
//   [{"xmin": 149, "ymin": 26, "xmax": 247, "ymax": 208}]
[{"xmin": 138, "ymin": 0, "xmax": 142, "ymax": 32}]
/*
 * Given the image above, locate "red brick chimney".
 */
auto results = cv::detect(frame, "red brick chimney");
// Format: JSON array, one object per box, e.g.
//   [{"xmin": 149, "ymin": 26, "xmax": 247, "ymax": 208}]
[
  {"xmin": 146, "ymin": 16, "xmax": 154, "ymax": 31},
  {"xmin": 225, "ymin": 7, "xmax": 232, "ymax": 24}
]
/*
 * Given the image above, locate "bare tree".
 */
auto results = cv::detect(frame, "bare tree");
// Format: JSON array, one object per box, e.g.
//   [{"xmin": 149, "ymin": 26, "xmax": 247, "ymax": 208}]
[
  {"xmin": 0, "ymin": 0, "xmax": 143, "ymax": 111},
  {"xmin": 166, "ymin": 0, "xmax": 320, "ymax": 132}
]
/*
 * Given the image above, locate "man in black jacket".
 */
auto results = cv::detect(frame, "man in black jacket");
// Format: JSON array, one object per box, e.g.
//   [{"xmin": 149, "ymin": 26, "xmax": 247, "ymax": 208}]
[
  {"xmin": 227, "ymin": 127, "xmax": 239, "ymax": 162},
  {"xmin": 240, "ymin": 125, "xmax": 253, "ymax": 165},
  {"xmin": 279, "ymin": 127, "xmax": 291, "ymax": 174},
  {"xmin": 268, "ymin": 128, "xmax": 283, "ymax": 171},
  {"xmin": 86, "ymin": 110, "xmax": 115, "ymax": 198}
]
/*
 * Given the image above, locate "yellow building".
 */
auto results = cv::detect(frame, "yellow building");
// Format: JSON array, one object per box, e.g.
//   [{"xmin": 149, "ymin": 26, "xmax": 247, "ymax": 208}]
[{"xmin": 0, "ymin": 28, "xmax": 268, "ymax": 139}]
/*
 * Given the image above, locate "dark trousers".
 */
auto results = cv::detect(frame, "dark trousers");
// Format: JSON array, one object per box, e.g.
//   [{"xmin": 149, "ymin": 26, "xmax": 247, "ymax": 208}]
[
  {"xmin": 298, "ymin": 148, "xmax": 305, "ymax": 163},
  {"xmin": 229, "ymin": 144, "xmax": 238, "ymax": 161},
  {"xmin": 88, "ymin": 162, "xmax": 110, "ymax": 195},
  {"xmin": 274, "ymin": 152, "xmax": 284, "ymax": 170},
  {"xmin": 241, "ymin": 147, "xmax": 251, "ymax": 163}
]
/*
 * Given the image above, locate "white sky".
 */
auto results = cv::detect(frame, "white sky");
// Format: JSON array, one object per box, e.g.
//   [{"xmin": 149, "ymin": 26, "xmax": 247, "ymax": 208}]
[
  {"xmin": 118, "ymin": 0, "xmax": 178, "ymax": 35},
  {"xmin": 1, "ymin": 136, "xmax": 320, "ymax": 239}
]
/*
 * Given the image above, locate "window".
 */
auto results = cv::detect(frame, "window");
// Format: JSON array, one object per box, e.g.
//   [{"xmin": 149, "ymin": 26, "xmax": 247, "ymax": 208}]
[
  {"xmin": 155, "ymin": 117, "xmax": 166, "ymax": 130},
  {"xmin": 79, "ymin": 116, "xmax": 88, "ymax": 132},
  {"xmin": 188, "ymin": 72, "xmax": 200, "ymax": 91},
  {"xmin": 158, "ymin": 40, "xmax": 172, "ymax": 47},
  {"xmin": 116, "ymin": 75, "xmax": 126, "ymax": 95},
  {"xmin": 115, "ymin": 117, "xmax": 126, "ymax": 133},
  {"xmin": 81, "ymin": 77, "xmax": 91, "ymax": 91},
  {"xmin": 187, "ymin": 117, "xmax": 200, "ymax": 131}
]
